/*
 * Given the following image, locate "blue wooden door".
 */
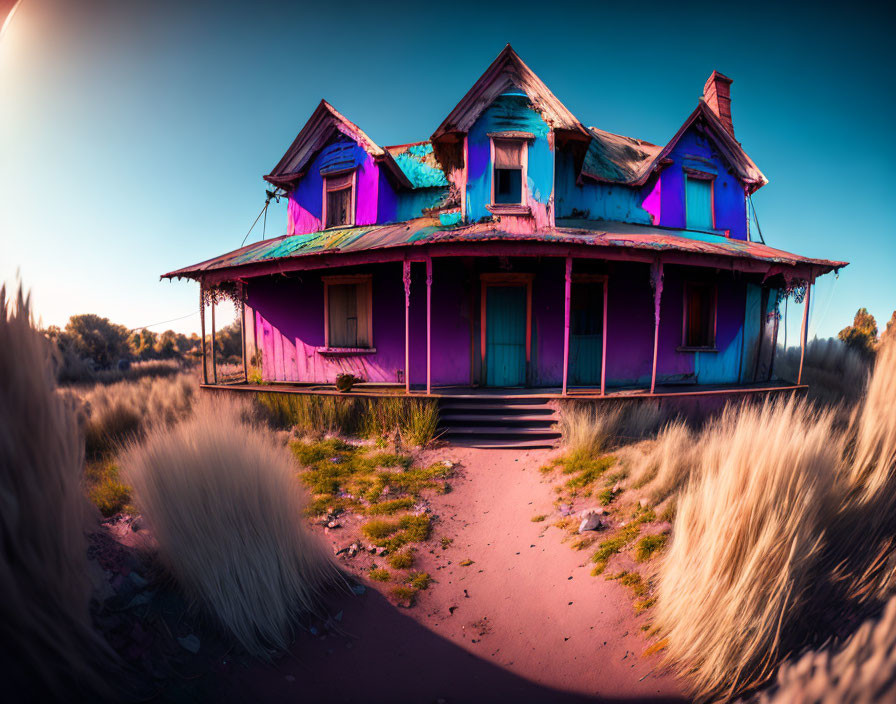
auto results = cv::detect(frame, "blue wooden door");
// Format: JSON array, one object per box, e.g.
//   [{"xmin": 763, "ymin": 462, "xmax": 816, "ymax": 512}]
[
  {"xmin": 486, "ymin": 286, "xmax": 527, "ymax": 387},
  {"xmin": 570, "ymin": 281, "xmax": 603, "ymax": 386}
]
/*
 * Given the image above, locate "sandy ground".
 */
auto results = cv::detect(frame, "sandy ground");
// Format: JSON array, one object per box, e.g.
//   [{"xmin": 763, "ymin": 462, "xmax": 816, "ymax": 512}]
[{"xmin": 221, "ymin": 446, "xmax": 688, "ymax": 704}]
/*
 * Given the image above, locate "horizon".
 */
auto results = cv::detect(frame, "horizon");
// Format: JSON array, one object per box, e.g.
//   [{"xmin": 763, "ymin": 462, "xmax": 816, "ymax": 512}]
[{"xmin": 1, "ymin": 0, "xmax": 893, "ymax": 340}]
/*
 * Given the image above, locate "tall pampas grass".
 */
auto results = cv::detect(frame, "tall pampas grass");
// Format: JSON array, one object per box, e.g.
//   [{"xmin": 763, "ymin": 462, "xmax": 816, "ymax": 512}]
[
  {"xmin": 754, "ymin": 592, "xmax": 896, "ymax": 704},
  {"xmin": 654, "ymin": 397, "xmax": 843, "ymax": 701},
  {"xmin": 623, "ymin": 420, "xmax": 698, "ymax": 503},
  {"xmin": 0, "ymin": 285, "xmax": 110, "ymax": 700},
  {"xmin": 559, "ymin": 400, "xmax": 667, "ymax": 459},
  {"xmin": 121, "ymin": 395, "xmax": 342, "ymax": 657}
]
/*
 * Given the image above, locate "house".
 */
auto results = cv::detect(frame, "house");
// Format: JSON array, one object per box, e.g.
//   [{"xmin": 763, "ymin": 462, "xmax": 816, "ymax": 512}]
[{"xmin": 164, "ymin": 46, "xmax": 845, "ymax": 401}]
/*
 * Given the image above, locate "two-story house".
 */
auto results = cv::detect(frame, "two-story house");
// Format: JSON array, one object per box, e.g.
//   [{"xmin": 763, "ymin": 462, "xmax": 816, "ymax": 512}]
[{"xmin": 164, "ymin": 46, "xmax": 845, "ymax": 401}]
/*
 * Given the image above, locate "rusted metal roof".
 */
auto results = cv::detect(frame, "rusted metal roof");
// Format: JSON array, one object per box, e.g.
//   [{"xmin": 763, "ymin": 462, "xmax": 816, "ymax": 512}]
[
  {"xmin": 163, "ymin": 219, "xmax": 847, "ymax": 281},
  {"xmin": 582, "ymin": 128, "xmax": 662, "ymax": 184}
]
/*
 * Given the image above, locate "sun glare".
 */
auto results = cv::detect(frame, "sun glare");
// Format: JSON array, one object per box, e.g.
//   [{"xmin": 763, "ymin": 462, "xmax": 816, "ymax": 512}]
[{"xmin": 1, "ymin": 0, "xmax": 22, "ymax": 39}]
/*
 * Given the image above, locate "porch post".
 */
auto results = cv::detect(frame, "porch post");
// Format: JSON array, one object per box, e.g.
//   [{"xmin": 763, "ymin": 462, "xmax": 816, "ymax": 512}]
[
  {"xmin": 562, "ymin": 256, "xmax": 572, "ymax": 396},
  {"xmin": 650, "ymin": 261, "xmax": 664, "ymax": 394},
  {"xmin": 240, "ymin": 284, "xmax": 248, "ymax": 383},
  {"xmin": 403, "ymin": 260, "xmax": 411, "ymax": 394},
  {"xmin": 199, "ymin": 284, "xmax": 208, "ymax": 385},
  {"xmin": 426, "ymin": 257, "xmax": 432, "ymax": 395},
  {"xmin": 211, "ymin": 295, "xmax": 218, "ymax": 385},
  {"xmin": 601, "ymin": 277, "xmax": 608, "ymax": 396},
  {"xmin": 798, "ymin": 279, "xmax": 811, "ymax": 385}
]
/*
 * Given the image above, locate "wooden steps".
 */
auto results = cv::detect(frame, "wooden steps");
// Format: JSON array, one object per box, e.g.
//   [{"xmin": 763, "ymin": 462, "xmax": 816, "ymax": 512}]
[{"xmin": 438, "ymin": 396, "xmax": 560, "ymax": 449}]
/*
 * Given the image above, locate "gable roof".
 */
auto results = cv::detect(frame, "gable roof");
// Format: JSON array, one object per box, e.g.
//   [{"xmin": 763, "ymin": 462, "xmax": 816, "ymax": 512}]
[
  {"xmin": 431, "ymin": 45, "xmax": 590, "ymax": 142},
  {"xmin": 264, "ymin": 100, "xmax": 412, "ymax": 190},
  {"xmin": 580, "ymin": 101, "xmax": 766, "ymax": 192}
]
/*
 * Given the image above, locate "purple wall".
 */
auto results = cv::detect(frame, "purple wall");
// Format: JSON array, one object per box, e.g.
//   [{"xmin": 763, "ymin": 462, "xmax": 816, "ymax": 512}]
[
  {"xmin": 247, "ymin": 257, "xmax": 756, "ymax": 389},
  {"xmin": 659, "ymin": 125, "xmax": 748, "ymax": 239}
]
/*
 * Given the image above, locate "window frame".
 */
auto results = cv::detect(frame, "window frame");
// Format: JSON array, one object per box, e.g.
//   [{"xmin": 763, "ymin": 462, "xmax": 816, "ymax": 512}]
[
  {"xmin": 679, "ymin": 280, "xmax": 718, "ymax": 351},
  {"xmin": 321, "ymin": 274, "xmax": 373, "ymax": 352},
  {"xmin": 684, "ymin": 169, "xmax": 716, "ymax": 232},
  {"xmin": 488, "ymin": 133, "xmax": 529, "ymax": 213},
  {"xmin": 321, "ymin": 169, "xmax": 357, "ymax": 229}
]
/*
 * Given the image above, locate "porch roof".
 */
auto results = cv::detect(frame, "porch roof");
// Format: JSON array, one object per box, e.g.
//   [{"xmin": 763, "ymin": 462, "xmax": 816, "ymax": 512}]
[{"xmin": 162, "ymin": 218, "xmax": 847, "ymax": 282}]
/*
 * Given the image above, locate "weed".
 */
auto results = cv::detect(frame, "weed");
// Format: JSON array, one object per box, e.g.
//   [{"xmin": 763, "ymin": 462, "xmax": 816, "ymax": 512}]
[
  {"xmin": 362, "ymin": 519, "xmax": 400, "ymax": 541},
  {"xmin": 459, "ymin": 559, "xmax": 474, "ymax": 567},
  {"xmin": 531, "ymin": 514, "xmax": 547, "ymax": 522},
  {"xmin": 366, "ymin": 497, "xmax": 415, "ymax": 515},
  {"xmin": 369, "ymin": 568, "xmax": 390, "ymax": 582},
  {"xmin": 608, "ymin": 571, "xmax": 649, "ymax": 597},
  {"xmin": 406, "ymin": 572, "xmax": 431, "ymax": 590},
  {"xmin": 387, "ymin": 551, "xmax": 415, "ymax": 569},
  {"xmin": 440, "ymin": 537, "xmax": 453, "ymax": 549},
  {"xmin": 635, "ymin": 534, "xmax": 668, "ymax": 562},
  {"xmin": 390, "ymin": 585, "xmax": 418, "ymax": 604}
]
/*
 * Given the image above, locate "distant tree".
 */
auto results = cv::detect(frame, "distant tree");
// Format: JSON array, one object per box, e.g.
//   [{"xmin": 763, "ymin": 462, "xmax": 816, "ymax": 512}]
[
  {"xmin": 154, "ymin": 330, "xmax": 179, "ymax": 359},
  {"xmin": 129, "ymin": 328, "xmax": 156, "ymax": 359},
  {"xmin": 64, "ymin": 314, "xmax": 131, "ymax": 367},
  {"xmin": 211, "ymin": 320, "xmax": 243, "ymax": 361},
  {"xmin": 838, "ymin": 308, "xmax": 878, "ymax": 358}
]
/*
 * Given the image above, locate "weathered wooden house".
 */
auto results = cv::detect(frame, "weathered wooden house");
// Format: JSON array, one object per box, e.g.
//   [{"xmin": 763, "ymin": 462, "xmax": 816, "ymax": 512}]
[{"xmin": 164, "ymin": 46, "xmax": 845, "ymax": 436}]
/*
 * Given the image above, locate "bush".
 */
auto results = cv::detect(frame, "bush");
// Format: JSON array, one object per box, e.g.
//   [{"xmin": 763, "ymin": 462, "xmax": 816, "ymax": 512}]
[
  {"xmin": 0, "ymin": 285, "xmax": 111, "ymax": 699},
  {"xmin": 121, "ymin": 395, "xmax": 342, "ymax": 657}
]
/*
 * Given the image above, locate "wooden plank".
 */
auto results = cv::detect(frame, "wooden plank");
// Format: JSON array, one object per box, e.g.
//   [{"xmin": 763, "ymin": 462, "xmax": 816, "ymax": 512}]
[
  {"xmin": 199, "ymin": 284, "xmax": 208, "ymax": 385},
  {"xmin": 562, "ymin": 256, "xmax": 572, "ymax": 396}
]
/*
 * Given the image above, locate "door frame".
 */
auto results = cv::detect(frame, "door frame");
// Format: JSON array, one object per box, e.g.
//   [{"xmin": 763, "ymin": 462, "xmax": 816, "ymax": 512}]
[
  {"xmin": 569, "ymin": 273, "xmax": 608, "ymax": 395},
  {"xmin": 480, "ymin": 273, "xmax": 533, "ymax": 386}
]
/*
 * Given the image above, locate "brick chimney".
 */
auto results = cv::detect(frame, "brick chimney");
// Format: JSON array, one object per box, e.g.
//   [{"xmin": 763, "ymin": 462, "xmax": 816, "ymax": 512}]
[{"xmin": 703, "ymin": 70, "xmax": 734, "ymax": 137}]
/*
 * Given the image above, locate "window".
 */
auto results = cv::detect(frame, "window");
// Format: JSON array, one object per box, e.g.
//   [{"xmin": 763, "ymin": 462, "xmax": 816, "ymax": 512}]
[
  {"xmin": 685, "ymin": 174, "xmax": 714, "ymax": 230},
  {"xmin": 491, "ymin": 138, "xmax": 526, "ymax": 205},
  {"xmin": 323, "ymin": 171, "xmax": 355, "ymax": 228},
  {"xmin": 324, "ymin": 275, "xmax": 372, "ymax": 349},
  {"xmin": 682, "ymin": 281, "xmax": 716, "ymax": 349}
]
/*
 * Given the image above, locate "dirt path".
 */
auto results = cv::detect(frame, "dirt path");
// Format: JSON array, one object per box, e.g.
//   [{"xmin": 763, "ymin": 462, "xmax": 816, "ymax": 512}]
[{"xmin": 224, "ymin": 447, "xmax": 687, "ymax": 704}]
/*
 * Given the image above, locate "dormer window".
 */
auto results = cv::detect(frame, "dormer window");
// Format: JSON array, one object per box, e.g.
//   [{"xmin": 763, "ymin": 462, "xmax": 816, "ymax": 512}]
[
  {"xmin": 489, "ymin": 133, "xmax": 530, "ymax": 209},
  {"xmin": 323, "ymin": 170, "xmax": 356, "ymax": 228},
  {"xmin": 685, "ymin": 172, "xmax": 714, "ymax": 230}
]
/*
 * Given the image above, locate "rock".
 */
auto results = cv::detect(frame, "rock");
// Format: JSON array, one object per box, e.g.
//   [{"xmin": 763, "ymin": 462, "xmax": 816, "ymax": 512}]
[
  {"xmin": 639, "ymin": 498, "xmax": 649, "ymax": 508},
  {"xmin": 559, "ymin": 504, "xmax": 573, "ymax": 516},
  {"xmin": 177, "ymin": 634, "xmax": 201, "ymax": 654},
  {"xmin": 129, "ymin": 571, "xmax": 148, "ymax": 589},
  {"xmin": 126, "ymin": 593, "xmax": 153, "ymax": 609},
  {"xmin": 612, "ymin": 483, "xmax": 622, "ymax": 493},
  {"xmin": 578, "ymin": 514, "xmax": 604, "ymax": 533},
  {"xmin": 375, "ymin": 547, "xmax": 387, "ymax": 556},
  {"xmin": 130, "ymin": 516, "xmax": 145, "ymax": 532},
  {"xmin": 327, "ymin": 520, "xmax": 341, "ymax": 529},
  {"xmin": 351, "ymin": 583, "xmax": 367, "ymax": 596},
  {"xmin": 347, "ymin": 543, "xmax": 359, "ymax": 557},
  {"xmin": 579, "ymin": 507, "xmax": 606, "ymax": 517}
]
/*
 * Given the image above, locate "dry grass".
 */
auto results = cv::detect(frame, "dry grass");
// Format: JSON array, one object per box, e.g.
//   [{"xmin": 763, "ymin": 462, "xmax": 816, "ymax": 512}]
[
  {"xmin": 66, "ymin": 373, "xmax": 196, "ymax": 458},
  {"xmin": 654, "ymin": 342, "xmax": 896, "ymax": 701},
  {"xmin": 0, "ymin": 285, "xmax": 112, "ymax": 699},
  {"xmin": 558, "ymin": 400, "xmax": 667, "ymax": 458},
  {"xmin": 755, "ymin": 593, "xmax": 896, "ymax": 704},
  {"xmin": 256, "ymin": 393, "xmax": 439, "ymax": 446},
  {"xmin": 777, "ymin": 337, "xmax": 870, "ymax": 407},
  {"xmin": 621, "ymin": 420, "xmax": 697, "ymax": 503},
  {"xmin": 121, "ymin": 395, "xmax": 342, "ymax": 658},
  {"xmin": 655, "ymin": 397, "xmax": 842, "ymax": 700}
]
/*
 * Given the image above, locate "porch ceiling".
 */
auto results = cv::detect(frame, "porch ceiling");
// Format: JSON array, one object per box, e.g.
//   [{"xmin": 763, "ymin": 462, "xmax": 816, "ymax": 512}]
[{"xmin": 162, "ymin": 218, "xmax": 847, "ymax": 283}]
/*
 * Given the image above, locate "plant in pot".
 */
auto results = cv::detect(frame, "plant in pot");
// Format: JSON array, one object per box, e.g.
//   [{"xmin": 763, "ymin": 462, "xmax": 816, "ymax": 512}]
[{"xmin": 335, "ymin": 373, "xmax": 361, "ymax": 393}]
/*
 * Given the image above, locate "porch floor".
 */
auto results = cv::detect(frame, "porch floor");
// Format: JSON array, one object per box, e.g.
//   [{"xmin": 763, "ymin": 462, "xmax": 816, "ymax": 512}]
[{"xmin": 199, "ymin": 378, "xmax": 806, "ymax": 400}]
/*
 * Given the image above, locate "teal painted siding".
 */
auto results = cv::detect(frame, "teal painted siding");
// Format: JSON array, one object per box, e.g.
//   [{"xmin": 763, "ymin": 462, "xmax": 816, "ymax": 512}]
[
  {"xmin": 685, "ymin": 177, "xmax": 713, "ymax": 230},
  {"xmin": 485, "ymin": 286, "xmax": 527, "ymax": 386}
]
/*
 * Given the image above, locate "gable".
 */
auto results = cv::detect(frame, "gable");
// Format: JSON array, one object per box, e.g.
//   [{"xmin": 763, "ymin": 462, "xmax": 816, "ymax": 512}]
[
  {"xmin": 265, "ymin": 100, "xmax": 411, "ymax": 191},
  {"xmin": 431, "ymin": 45, "xmax": 588, "ymax": 142}
]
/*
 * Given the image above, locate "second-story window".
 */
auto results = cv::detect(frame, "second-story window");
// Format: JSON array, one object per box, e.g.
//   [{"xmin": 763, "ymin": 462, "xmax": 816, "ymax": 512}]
[
  {"xmin": 685, "ymin": 173, "xmax": 714, "ymax": 230},
  {"xmin": 491, "ymin": 138, "xmax": 526, "ymax": 205},
  {"xmin": 323, "ymin": 171, "xmax": 355, "ymax": 228}
]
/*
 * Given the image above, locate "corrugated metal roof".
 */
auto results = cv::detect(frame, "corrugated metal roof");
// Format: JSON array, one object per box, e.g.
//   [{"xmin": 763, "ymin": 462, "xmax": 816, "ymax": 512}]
[
  {"xmin": 163, "ymin": 219, "xmax": 847, "ymax": 280},
  {"xmin": 582, "ymin": 127, "xmax": 662, "ymax": 184}
]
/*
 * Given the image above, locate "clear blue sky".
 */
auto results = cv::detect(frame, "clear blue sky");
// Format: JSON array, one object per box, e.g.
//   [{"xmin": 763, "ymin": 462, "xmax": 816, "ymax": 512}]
[{"xmin": 2, "ymin": 0, "xmax": 893, "ymax": 340}]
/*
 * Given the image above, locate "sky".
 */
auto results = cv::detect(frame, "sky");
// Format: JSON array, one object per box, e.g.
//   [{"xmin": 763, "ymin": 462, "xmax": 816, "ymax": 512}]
[{"xmin": 1, "ymin": 0, "xmax": 893, "ymax": 341}]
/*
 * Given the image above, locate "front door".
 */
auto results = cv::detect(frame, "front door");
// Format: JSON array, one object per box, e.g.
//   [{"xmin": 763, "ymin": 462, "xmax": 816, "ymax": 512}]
[
  {"xmin": 485, "ymin": 285, "xmax": 527, "ymax": 386},
  {"xmin": 570, "ymin": 280, "xmax": 605, "ymax": 386}
]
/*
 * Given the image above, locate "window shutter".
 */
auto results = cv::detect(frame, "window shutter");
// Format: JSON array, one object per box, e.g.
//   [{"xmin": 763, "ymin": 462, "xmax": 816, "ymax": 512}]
[{"xmin": 493, "ymin": 140, "xmax": 523, "ymax": 168}]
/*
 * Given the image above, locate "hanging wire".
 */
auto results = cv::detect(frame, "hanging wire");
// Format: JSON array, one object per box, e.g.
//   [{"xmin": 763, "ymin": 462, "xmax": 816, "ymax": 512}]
[
  {"xmin": 129, "ymin": 311, "xmax": 197, "ymax": 332},
  {"xmin": 748, "ymin": 194, "xmax": 766, "ymax": 244},
  {"xmin": 240, "ymin": 189, "xmax": 281, "ymax": 247},
  {"xmin": 240, "ymin": 201, "xmax": 269, "ymax": 247}
]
